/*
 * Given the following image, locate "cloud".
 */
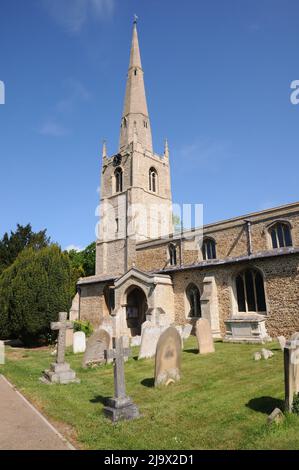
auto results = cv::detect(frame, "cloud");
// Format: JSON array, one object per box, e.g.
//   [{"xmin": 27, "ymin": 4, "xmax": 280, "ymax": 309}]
[
  {"xmin": 65, "ymin": 244, "xmax": 84, "ymax": 252},
  {"xmin": 39, "ymin": 121, "xmax": 70, "ymax": 137},
  {"xmin": 38, "ymin": 78, "xmax": 90, "ymax": 137},
  {"xmin": 42, "ymin": 0, "xmax": 114, "ymax": 34},
  {"xmin": 55, "ymin": 78, "xmax": 91, "ymax": 114},
  {"xmin": 179, "ymin": 138, "xmax": 232, "ymax": 172}
]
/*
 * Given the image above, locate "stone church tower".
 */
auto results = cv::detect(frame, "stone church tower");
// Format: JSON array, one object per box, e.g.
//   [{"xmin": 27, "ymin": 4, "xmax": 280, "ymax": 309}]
[{"xmin": 96, "ymin": 20, "xmax": 173, "ymax": 277}]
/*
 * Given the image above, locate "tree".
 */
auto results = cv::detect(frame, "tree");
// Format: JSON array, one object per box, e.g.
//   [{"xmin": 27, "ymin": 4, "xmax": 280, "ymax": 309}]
[
  {"xmin": 0, "ymin": 245, "xmax": 72, "ymax": 345},
  {"xmin": 0, "ymin": 224, "xmax": 50, "ymax": 275},
  {"xmin": 68, "ymin": 242, "xmax": 96, "ymax": 277}
]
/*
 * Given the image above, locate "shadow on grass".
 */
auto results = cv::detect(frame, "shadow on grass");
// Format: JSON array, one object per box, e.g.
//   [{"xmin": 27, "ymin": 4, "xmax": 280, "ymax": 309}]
[
  {"xmin": 90, "ymin": 395, "xmax": 109, "ymax": 405},
  {"xmin": 141, "ymin": 378, "xmax": 155, "ymax": 388},
  {"xmin": 184, "ymin": 349, "xmax": 198, "ymax": 354},
  {"xmin": 246, "ymin": 396, "xmax": 284, "ymax": 415}
]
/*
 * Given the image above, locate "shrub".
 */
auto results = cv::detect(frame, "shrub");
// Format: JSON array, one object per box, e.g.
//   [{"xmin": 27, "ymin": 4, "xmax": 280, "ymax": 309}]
[
  {"xmin": 0, "ymin": 245, "xmax": 72, "ymax": 345},
  {"xmin": 73, "ymin": 320, "xmax": 93, "ymax": 337},
  {"xmin": 292, "ymin": 393, "xmax": 299, "ymax": 414}
]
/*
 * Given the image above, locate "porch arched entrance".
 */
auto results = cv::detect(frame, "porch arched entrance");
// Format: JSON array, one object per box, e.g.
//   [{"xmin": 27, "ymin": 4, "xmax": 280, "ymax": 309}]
[{"xmin": 125, "ymin": 286, "xmax": 148, "ymax": 336}]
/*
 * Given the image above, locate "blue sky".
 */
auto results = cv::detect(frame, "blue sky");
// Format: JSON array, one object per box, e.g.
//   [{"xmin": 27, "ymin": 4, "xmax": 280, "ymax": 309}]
[{"xmin": 0, "ymin": 0, "xmax": 298, "ymax": 250}]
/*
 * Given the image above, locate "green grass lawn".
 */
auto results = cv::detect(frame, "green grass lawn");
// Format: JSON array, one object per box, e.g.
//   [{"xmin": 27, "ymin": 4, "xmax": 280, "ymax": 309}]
[{"xmin": 1, "ymin": 337, "xmax": 298, "ymax": 450}]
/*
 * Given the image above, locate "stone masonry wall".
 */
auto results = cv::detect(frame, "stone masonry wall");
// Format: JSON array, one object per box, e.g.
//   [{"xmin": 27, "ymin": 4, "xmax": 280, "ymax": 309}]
[
  {"xmin": 136, "ymin": 206, "xmax": 299, "ymax": 272},
  {"xmin": 171, "ymin": 253, "xmax": 299, "ymax": 338},
  {"xmin": 79, "ymin": 283, "xmax": 109, "ymax": 329}
]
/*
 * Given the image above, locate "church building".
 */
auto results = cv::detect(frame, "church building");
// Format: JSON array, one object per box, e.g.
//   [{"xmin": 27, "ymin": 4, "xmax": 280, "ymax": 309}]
[{"xmin": 76, "ymin": 20, "xmax": 299, "ymax": 343}]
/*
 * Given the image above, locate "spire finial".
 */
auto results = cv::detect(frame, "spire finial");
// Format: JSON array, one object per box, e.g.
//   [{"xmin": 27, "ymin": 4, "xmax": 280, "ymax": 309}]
[
  {"xmin": 133, "ymin": 14, "xmax": 138, "ymax": 25},
  {"xmin": 102, "ymin": 139, "xmax": 107, "ymax": 159},
  {"xmin": 164, "ymin": 138, "xmax": 169, "ymax": 158}
]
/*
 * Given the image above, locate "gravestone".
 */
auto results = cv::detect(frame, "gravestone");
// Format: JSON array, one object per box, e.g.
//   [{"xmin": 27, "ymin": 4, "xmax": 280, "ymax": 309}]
[
  {"xmin": 196, "ymin": 318, "xmax": 215, "ymax": 354},
  {"xmin": 41, "ymin": 312, "xmax": 79, "ymax": 385},
  {"xmin": 131, "ymin": 335, "xmax": 141, "ymax": 347},
  {"xmin": 139, "ymin": 325, "xmax": 165, "ymax": 360},
  {"xmin": 100, "ymin": 317, "xmax": 114, "ymax": 338},
  {"xmin": 277, "ymin": 336, "xmax": 286, "ymax": 351},
  {"xmin": 253, "ymin": 352, "xmax": 262, "ymax": 361},
  {"xmin": 65, "ymin": 329, "xmax": 74, "ymax": 348},
  {"xmin": 261, "ymin": 348, "xmax": 274, "ymax": 360},
  {"xmin": 103, "ymin": 336, "xmax": 139, "ymax": 422},
  {"xmin": 155, "ymin": 326, "xmax": 181, "ymax": 387},
  {"xmin": 182, "ymin": 324, "xmax": 193, "ymax": 340},
  {"xmin": 83, "ymin": 329, "xmax": 111, "ymax": 368},
  {"xmin": 284, "ymin": 337, "xmax": 299, "ymax": 412},
  {"xmin": 73, "ymin": 331, "xmax": 86, "ymax": 354}
]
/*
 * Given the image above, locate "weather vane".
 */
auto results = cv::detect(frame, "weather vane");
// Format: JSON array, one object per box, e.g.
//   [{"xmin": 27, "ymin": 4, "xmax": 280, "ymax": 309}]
[{"xmin": 134, "ymin": 14, "xmax": 138, "ymax": 24}]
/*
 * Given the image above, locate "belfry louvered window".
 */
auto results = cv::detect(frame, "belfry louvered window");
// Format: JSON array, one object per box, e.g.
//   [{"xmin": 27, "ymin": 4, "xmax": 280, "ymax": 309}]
[
  {"xmin": 115, "ymin": 167, "xmax": 123, "ymax": 193},
  {"xmin": 149, "ymin": 167, "xmax": 157, "ymax": 193}
]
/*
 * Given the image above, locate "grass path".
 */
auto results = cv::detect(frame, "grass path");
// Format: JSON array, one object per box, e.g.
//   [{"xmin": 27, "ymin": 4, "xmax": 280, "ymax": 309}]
[{"xmin": 1, "ymin": 337, "xmax": 298, "ymax": 450}]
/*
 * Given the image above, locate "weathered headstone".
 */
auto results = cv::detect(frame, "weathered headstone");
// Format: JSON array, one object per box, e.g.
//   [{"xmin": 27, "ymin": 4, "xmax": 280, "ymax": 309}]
[
  {"xmin": 261, "ymin": 348, "xmax": 274, "ymax": 360},
  {"xmin": 83, "ymin": 329, "xmax": 110, "ymax": 368},
  {"xmin": 277, "ymin": 336, "xmax": 286, "ymax": 351},
  {"xmin": 41, "ymin": 312, "xmax": 79, "ymax": 385},
  {"xmin": 73, "ymin": 331, "xmax": 86, "ymax": 354},
  {"xmin": 100, "ymin": 316, "xmax": 114, "ymax": 338},
  {"xmin": 268, "ymin": 408, "xmax": 284, "ymax": 425},
  {"xmin": 65, "ymin": 329, "xmax": 74, "ymax": 348},
  {"xmin": 284, "ymin": 337, "xmax": 299, "ymax": 412},
  {"xmin": 182, "ymin": 324, "xmax": 193, "ymax": 340},
  {"xmin": 131, "ymin": 335, "xmax": 141, "ymax": 347},
  {"xmin": 103, "ymin": 336, "xmax": 139, "ymax": 422},
  {"xmin": 196, "ymin": 318, "xmax": 215, "ymax": 354},
  {"xmin": 139, "ymin": 325, "xmax": 165, "ymax": 359},
  {"xmin": 155, "ymin": 326, "xmax": 181, "ymax": 387},
  {"xmin": 253, "ymin": 352, "xmax": 262, "ymax": 361}
]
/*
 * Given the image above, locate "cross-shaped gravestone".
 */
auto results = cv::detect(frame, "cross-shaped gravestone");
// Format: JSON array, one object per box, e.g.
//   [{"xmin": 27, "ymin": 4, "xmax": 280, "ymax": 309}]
[
  {"xmin": 51, "ymin": 312, "xmax": 73, "ymax": 365},
  {"xmin": 104, "ymin": 336, "xmax": 139, "ymax": 422},
  {"xmin": 40, "ymin": 312, "xmax": 79, "ymax": 385}
]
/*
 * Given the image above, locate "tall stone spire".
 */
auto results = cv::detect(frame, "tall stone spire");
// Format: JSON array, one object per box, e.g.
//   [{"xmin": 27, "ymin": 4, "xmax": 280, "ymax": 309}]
[{"xmin": 119, "ymin": 18, "xmax": 153, "ymax": 153}]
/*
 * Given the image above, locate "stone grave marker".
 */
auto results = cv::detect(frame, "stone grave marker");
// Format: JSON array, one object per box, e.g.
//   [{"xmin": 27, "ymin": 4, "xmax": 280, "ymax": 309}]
[
  {"xmin": 83, "ymin": 329, "xmax": 111, "ymax": 368},
  {"xmin": 277, "ymin": 336, "xmax": 286, "ymax": 351},
  {"xmin": 196, "ymin": 318, "xmax": 215, "ymax": 354},
  {"xmin": 130, "ymin": 335, "xmax": 141, "ymax": 347},
  {"xmin": 73, "ymin": 331, "xmax": 86, "ymax": 354},
  {"xmin": 41, "ymin": 312, "xmax": 79, "ymax": 384},
  {"xmin": 103, "ymin": 336, "xmax": 139, "ymax": 422},
  {"xmin": 155, "ymin": 326, "xmax": 181, "ymax": 387},
  {"xmin": 65, "ymin": 329, "xmax": 74, "ymax": 348},
  {"xmin": 284, "ymin": 337, "xmax": 299, "ymax": 412},
  {"xmin": 139, "ymin": 325, "xmax": 165, "ymax": 360},
  {"xmin": 182, "ymin": 324, "xmax": 193, "ymax": 340}
]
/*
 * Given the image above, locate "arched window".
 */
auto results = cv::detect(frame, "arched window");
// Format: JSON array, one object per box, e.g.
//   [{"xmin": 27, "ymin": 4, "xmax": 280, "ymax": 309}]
[
  {"xmin": 115, "ymin": 167, "xmax": 123, "ymax": 193},
  {"xmin": 149, "ymin": 167, "xmax": 157, "ymax": 193},
  {"xmin": 169, "ymin": 243, "xmax": 177, "ymax": 266},
  {"xmin": 269, "ymin": 222, "xmax": 292, "ymax": 249},
  {"xmin": 186, "ymin": 283, "xmax": 201, "ymax": 318},
  {"xmin": 202, "ymin": 238, "xmax": 217, "ymax": 260},
  {"xmin": 236, "ymin": 269, "xmax": 266, "ymax": 313}
]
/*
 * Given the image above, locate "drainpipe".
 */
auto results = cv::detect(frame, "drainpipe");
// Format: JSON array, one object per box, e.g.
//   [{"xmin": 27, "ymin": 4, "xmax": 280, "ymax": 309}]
[{"xmin": 245, "ymin": 220, "xmax": 253, "ymax": 256}]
